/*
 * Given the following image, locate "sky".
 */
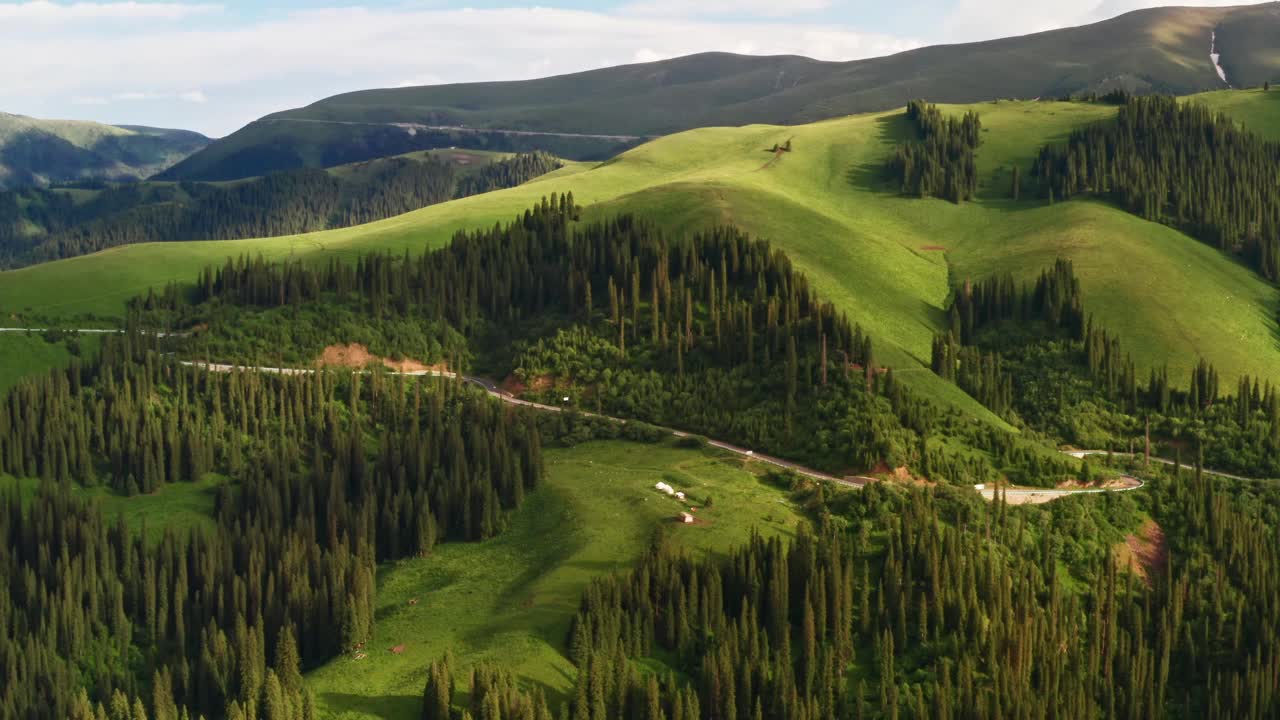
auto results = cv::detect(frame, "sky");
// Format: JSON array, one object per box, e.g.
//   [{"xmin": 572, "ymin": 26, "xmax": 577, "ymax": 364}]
[{"xmin": 0, "ymin": 0, "xmax": 1256, "ymax": 137}]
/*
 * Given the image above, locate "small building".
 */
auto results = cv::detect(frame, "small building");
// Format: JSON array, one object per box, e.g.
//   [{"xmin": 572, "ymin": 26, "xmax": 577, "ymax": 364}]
[
  {"xmin": 678, "ymin": 512, "xmax": 694, "ymax": 524},
  {"xmin": 675, "ymin": 491, "xmax": 686, "ymax": 500},
  {"xmin": 974, "ymin": 484, "xmax": 986, "ymax": 491}
]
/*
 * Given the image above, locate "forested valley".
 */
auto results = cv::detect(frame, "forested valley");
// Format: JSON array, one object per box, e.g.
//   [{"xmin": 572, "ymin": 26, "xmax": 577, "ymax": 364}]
[{"xmin": 0, "ymin": 151, "xmax": 561, "ymax": 268}]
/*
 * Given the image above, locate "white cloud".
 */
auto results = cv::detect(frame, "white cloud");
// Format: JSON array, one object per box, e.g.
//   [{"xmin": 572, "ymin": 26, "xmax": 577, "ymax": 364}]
[
  {"xmin": 0, "ymin": 1, "xmax": 223, "ymax": 23},
  {"xmin": 0, "ymin": 5, "xmax": 920, "ymax": 136},
  {"xmin": 68, "ymin": 89, "xmax": 208, "ymax": 107},
  {"xmin": 1088, "ymin": 0, "xmax": 1247, "ymax": 21},
  {"xmin": 620, "ymin": 0, "xmax": 832, "ymax": 18},
  {"xmin": 939, "ymin": 0, "xmax": 1252, "ymax": 43}
]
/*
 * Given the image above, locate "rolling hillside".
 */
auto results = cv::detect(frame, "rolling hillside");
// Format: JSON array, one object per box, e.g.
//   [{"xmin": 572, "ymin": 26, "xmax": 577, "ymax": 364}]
[
  {"xmin": 0, "ymin": 149, "xmax": 564, "ymax": 268},
  {"xmin": 0, "ymin": 112, "xmax": 209, "ymax": 189},
  {"xmin": 160, "ymin": 3, "xmax": 1280, "ymax": 180},
  {"xmin": 5, "ymin": 91, "xmax": 1278, "ymax": 426}
]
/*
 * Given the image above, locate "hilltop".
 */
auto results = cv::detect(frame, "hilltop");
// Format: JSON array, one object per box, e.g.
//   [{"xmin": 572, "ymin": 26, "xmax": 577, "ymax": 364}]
[
  {"xmin": 160, "ymin": 3, "xmax": 1280, "ymax": 180},
  {"xmin": 0, "ymin": 112, "xmax": 209, "ymax": 189}
]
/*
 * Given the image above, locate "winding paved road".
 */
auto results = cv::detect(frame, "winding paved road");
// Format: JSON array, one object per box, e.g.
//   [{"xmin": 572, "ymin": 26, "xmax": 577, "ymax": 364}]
[
  {"xmin": 179, "ymin": 360, "xmax": 1155, "ymax": 501},
  {"xmin": 180, "ymin": 361, "xmax": 872, "ymax": 488},
  {"xmin": 4, "ymin": 326, "xmax": 1237, "ymax": 499}
]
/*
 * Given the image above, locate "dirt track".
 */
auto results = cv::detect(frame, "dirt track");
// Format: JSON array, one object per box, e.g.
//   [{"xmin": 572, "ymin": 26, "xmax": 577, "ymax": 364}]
[{"xmin": 260, "ymin": 117, "xmax": 648, "ymax": 143}]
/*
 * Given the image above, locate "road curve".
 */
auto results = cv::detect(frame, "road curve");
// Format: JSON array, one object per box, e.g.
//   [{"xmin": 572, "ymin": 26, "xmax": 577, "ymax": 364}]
[
  {"xmin": 1064, "ymin": 450, "xmax": 1252, "ymax": 482},
  {"xmin": 983, "ymin": 478, "xmax": 1144, "ymax": 505}
]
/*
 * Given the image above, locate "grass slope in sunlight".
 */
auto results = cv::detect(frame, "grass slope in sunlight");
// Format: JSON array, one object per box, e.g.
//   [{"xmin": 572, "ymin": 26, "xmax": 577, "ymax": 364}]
[
  {"xmin": 0, "ymin": 332, "xmax": 100, "ymax": 395},
  {"xmin": 0, "ymin": 473, "xmax": 222, "ymax": 539}
]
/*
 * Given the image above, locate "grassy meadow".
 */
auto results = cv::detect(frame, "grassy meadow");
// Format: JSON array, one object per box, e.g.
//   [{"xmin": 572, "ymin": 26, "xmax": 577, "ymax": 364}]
[
  {"xmin": 0, "ymin": 331, "xmax": 100, "ymax": 395},
  {"xmin": 307, "ymin": 440, "xmax": 809, "ymax": 720},
  {"xmin": 0, "ymin": 472, "xmax": 222, "ymax": 539}
]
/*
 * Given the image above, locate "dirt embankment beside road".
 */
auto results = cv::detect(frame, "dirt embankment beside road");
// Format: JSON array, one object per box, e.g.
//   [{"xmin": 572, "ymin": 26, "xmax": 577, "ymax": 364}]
[
  {"xmin": 316, "ymin": 343, "xmax": 447, "ymax": 374},
  {"xmin": 1056, "ymin": 475, "xmax": 1143, "ymax": 491}
]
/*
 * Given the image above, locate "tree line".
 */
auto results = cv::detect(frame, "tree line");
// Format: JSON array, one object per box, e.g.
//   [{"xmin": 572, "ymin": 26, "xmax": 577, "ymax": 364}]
[
  {"xmin": 0, "ymin": 152, "xmax": 561, "ymax": 268},
  {"xmin": 1032, "ymin": 95, "xmax": 1280, "ymax": 280},
  {"xmin": 886, "ymin": 100, "xmax": 981, "ymax": 203}
]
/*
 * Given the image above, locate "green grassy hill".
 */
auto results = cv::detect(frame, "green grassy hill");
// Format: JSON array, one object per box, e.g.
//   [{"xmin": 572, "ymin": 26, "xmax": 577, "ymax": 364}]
[
  {"xmin": 0, "ymin": 112, "xmax": 209, "ymax": 189},
  {"xmin": 161, "ymin": 3, "xmax": 1280, "ymax": 180},
  {"xmin": 1194, "ymin": 86, "xmax": 1280, "ymax": 139},
  {"xmin": 2, "ymin": 92, "xmax": 1278, "ymax": 419}
]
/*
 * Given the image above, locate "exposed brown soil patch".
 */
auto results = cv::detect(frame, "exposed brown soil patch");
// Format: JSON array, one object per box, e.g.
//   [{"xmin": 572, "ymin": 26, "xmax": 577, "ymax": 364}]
[
  {"xmin": 316, "ymin": 343, "xmax": 447, "ymax": 374},
  {"xmin": 1055, "ymin": 475, "xmax": 1142, "ymax": 490},
  {"xmin": 863, "ymin": 462, "xmax": 932, "ymax": 486},
  {"xmin": 893, "ymin": 465, "xmax": 937, "ymax": 486},
  {"xmin": 756, "ymin": 147, "xmax": 786, "ymax": 171},
  {"xmin": 1115, "ymin": 519, "xmax": 1167, "ymax": 586},
  {"xmin": 503, "ymin": 373, "xmax": 553, "ymax": 396},
  {"xmin": 920, "ymin": 245, "xmax": 947, "ymax": 251}
]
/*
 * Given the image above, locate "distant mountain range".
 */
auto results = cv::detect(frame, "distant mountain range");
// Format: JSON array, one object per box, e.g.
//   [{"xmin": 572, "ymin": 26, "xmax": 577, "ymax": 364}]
[
  {"xmin": 158, "ymin": 2, "xmax": 1280, "ymax": 181},
  {"xmin": 0, "ymin": 112, "xmax": 210, "ymax": 189}
]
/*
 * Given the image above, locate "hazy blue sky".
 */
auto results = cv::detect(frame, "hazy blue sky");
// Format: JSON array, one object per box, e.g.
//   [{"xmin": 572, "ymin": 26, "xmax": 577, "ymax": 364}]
[{"xmin": 0, "ymin": 0, "xmax": 1252, "ymax": 136}]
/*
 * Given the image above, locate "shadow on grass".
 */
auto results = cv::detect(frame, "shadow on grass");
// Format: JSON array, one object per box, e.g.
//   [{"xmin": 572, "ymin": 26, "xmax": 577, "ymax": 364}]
[
  {"xmin": 317, "ymin": 692, "xmax": 421, "ymax": 720},
  {"xmin": 845, "ymin": 115, "xmax": 910, "ymax": 193},
  {"xmin": 841, "ymin": 107, "xmax": 1069, "ymax": 217},
  {"xmin": 1267, "ymin": 293, "xmax": 1280, "ymax": 355}
]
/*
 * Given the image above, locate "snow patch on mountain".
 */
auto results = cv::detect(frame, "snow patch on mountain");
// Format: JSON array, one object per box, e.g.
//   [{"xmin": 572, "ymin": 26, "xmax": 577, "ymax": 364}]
[{"xmin": 1210, "ymin": 30, "xmax": 1230, "ymax": 86}]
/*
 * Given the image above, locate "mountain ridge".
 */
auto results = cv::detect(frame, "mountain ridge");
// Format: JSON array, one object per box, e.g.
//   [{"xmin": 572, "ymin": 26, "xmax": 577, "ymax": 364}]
[
  {"xmin": 0, "ymin": 112, "xmax": 210, "ymax": 189},
  {"xmin": 161, "ymin": 2, "xmax": 1280, "ymax": 181}
]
